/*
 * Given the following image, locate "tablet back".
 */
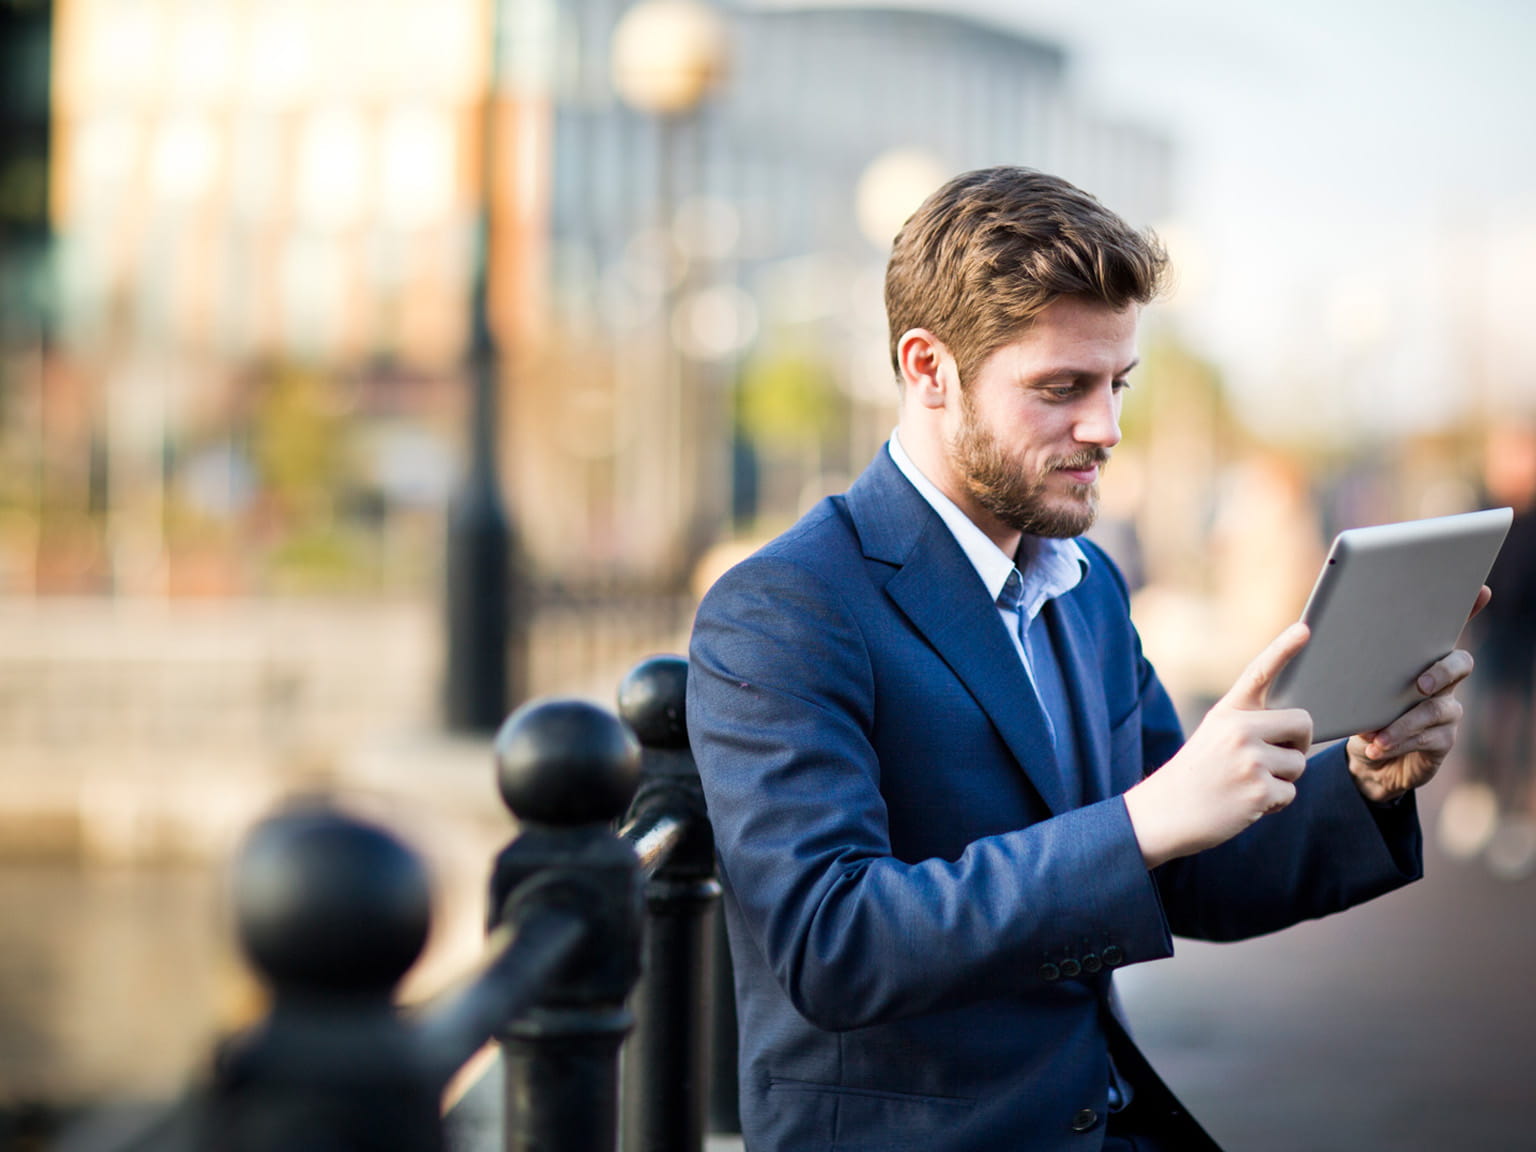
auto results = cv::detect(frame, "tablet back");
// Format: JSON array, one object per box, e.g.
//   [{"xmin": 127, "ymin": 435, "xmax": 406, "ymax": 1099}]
[{"xmin": 1268, "ymin": 507, "xmax": 1512, "ymax": 743}]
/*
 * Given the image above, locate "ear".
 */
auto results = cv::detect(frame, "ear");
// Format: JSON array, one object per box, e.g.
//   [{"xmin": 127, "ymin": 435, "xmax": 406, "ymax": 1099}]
[{"xmin": 896, "ymin": 328, "xmax": 956, "ymax": 410}]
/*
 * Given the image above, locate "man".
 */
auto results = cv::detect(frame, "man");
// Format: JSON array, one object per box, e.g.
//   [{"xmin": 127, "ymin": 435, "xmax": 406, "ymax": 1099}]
[{"xmin": 686, "ymin": 166, "xmax": 1481, "ymax": 1151}]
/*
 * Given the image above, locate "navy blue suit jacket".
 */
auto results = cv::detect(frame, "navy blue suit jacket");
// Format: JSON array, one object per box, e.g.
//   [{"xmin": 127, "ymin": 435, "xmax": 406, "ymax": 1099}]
[{"xmin": 687, "ymin": 447, "xmax": 1423, "ymax": 1152}]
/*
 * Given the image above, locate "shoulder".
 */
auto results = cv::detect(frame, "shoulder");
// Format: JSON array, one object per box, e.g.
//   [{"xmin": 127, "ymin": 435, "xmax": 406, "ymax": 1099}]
[
  {"xmin": 700, "ymin": 497, "xmax": 860, "ymax": 603},
  {"xmin": 689, "ymin": 500, "xmax": 878, "ymax": 702},
  {"xmin": 692, "ymin": 493, "xmax": 893, "ymax": 666}
]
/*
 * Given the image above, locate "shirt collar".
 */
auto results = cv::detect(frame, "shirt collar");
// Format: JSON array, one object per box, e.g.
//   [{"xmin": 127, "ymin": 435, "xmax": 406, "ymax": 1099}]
[{"xmin": 887, "ymin": 429, "xmax": 1088, "ymax": 606}]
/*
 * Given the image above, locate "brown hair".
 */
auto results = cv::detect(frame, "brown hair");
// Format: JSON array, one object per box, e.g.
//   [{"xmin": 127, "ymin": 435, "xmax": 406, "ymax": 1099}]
[{"xmin": 885, "ymin": 166, "xmax": 1168, "ymax": 385}]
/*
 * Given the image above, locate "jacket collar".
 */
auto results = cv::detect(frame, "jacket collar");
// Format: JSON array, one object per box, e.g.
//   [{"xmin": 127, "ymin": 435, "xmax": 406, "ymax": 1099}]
[{"xmin": 844, "ymin": 448, "xmax": 1100, "ymax": 814}]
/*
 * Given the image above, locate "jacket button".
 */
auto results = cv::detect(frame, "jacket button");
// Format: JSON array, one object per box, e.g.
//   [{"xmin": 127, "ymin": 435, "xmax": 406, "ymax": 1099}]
[
  {"xmin": 1082, "ymin": 952, "xmax": 1102, "ymax": 974},
  {"xmin": 1059, "ymin": 957, "xmax": 1082, "ymax": 979},
  {"xmin": 1071, "ymin": 1108, "xmax": 1100, "ymax": 1132},
  {"xmin": 1039, "ymin": 962, "xmax": 1061, "ymax": 982},
  {"xmin": 1102, "ymin": 945, "xmax": 1125, "ymax": 967}
]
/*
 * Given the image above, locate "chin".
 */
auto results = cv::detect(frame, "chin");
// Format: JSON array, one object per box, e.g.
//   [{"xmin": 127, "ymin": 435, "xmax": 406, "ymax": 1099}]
[
  {"xmin": 1005, "ymin": 496, "xmax": 1098, "ymax": 539},
  {"xmin": 1052, "ymin": 494, "xmax": 1102, "ymax": 537}
]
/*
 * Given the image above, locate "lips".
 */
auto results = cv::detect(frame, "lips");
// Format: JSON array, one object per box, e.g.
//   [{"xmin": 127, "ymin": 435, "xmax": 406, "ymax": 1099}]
[{"xmin": 1055, "ymin": 453, "xmax": 1107, "ymax": 485}]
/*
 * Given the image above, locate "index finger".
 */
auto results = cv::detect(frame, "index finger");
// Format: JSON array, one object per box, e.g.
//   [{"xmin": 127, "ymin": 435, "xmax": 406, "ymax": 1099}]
[
  {"xmin": 1224, "ymin": 622, "xmax": 1311, "ymax": 711},
  {"xmin": 1414, "ymin": 647, "xmax": 1475, "ymax": 698}
]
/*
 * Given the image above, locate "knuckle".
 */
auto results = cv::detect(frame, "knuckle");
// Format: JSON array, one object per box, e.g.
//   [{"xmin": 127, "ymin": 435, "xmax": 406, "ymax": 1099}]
[{"xmin": 1417, "ymin": 697, "xmax": 1458, "ymax": 729}]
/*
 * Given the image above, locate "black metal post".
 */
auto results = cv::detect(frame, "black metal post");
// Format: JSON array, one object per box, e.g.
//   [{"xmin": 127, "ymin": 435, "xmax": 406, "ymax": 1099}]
[
  {"xmin": 616, "ymin": 655, "xmax": 722, "ymax": 1152},
  {"xmin": 708, "ymin": 908, "xmax": 740, "ymax": 1135},
  {"xmin": 489, "ymin": 698, "xmax": 644, "ymax": 1152},
  {"xmin": 414, "ymin": 902, "xmax": 587, "ymax": 1088},
  {"xmin": 445, "ymin": 0, "xmax": 525, "ymax": 732},
  {"xmin": 202, "ymin": 807, "xmax": 443, "ymax": 1152}
]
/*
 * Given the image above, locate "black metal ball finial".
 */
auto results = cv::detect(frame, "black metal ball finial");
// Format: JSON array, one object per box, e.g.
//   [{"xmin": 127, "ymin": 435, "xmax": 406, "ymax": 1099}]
[
  {"xmin": 233, "ymin": 808, "xmax": 432, "ymax": 996},
  {"xmin": 616, "ymin": 655, "xmax": 689, "ymax": 749},
  {"xmin": 494, "ymin": 698, "xmax": 641, "ymax": 825}
]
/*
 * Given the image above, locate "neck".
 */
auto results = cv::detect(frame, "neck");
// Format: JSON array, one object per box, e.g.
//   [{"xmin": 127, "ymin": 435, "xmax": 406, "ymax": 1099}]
[{"xmin": 895, "ymin": 417, "xmax": 1022, "ymax": 558}]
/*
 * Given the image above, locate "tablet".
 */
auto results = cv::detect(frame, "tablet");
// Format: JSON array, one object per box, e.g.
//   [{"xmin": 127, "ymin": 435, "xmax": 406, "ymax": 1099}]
[{"xmin": 1268, "ymin": 507, "xmax": 1512, "ymax": 743}]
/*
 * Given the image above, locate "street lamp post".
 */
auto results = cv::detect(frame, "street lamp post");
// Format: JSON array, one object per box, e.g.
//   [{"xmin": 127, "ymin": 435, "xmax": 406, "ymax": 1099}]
[
  {"xmin": 611, "ymin": 0, "xmax": 728, "ymax": 582},
  {"xmin": 445, "ymin": 0, "xmax": 525, "ymax": 733}
]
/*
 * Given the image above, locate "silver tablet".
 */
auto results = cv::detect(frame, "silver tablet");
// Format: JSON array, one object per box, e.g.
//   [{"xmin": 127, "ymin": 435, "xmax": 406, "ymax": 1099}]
[{"xmin": 1268, "ymin": 507, "xmax": 1512, "ymax": 743}]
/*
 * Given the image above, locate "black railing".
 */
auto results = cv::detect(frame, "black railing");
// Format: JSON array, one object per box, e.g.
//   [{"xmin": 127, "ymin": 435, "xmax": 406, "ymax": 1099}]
[
  {"xmin": 487, "ymin": 698, "xmax": 645, "ymax": 1152},
  {"xmin": 133, "ymin": 655, "xmax": 735, "ymax": 1152},
  {"xmin": 205, "ymin": 806, "xmax": 452, "ymax": 1152},
  {"xmin": 615, "ymin": 656, "xmax": 720, "ymax": 1152}
]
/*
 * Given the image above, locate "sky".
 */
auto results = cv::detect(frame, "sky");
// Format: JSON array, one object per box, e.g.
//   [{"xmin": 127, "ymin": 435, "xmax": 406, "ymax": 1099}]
[
  {"xmin": 765, "ymin": 0, "xmax": 1536, "ymax": 443},
  {"xmin": 981, "ymin": 0, "xmax": 1536, "ymax": 441}
]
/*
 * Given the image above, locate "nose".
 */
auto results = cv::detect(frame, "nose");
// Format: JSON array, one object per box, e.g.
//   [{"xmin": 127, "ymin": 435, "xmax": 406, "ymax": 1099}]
[{"xmin": 1075, "ymin": 386, "xmax": 1123, "ymax": 450}]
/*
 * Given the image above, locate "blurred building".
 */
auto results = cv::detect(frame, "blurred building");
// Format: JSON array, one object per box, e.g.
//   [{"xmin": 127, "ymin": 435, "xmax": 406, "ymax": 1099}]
[
  {"xmin": 5, "ymin": 0, "xmax": 1173, "ymax": 598},
  {"xmin": 14, "ymin": 0, "xmax": 505, "ymax": 598},
  {"xmin": 0, "ymin": 0, "xmax": 56, "ymax": 593},
  {"xmin": 537, "ymin": 0, "xmax": 1173, "ymax": 576}
]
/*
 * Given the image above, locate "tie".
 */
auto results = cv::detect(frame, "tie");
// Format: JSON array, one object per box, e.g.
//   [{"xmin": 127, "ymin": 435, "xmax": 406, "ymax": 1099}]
[{"xmin": 997, "ymin": 567, "xmax": 1057, "ymax": 747}]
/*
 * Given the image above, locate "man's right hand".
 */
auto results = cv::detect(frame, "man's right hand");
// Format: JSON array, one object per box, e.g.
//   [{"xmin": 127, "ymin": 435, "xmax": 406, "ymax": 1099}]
[{"xmin": 1123, "ymin": 622, "xmax": 1314, "ymax": 869}]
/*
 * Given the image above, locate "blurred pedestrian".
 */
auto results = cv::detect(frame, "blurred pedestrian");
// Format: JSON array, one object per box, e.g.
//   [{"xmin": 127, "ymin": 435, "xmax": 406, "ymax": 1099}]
[{"xmin": 1441, "ymin": 422, "xmax": 1536, "ymax": 877}]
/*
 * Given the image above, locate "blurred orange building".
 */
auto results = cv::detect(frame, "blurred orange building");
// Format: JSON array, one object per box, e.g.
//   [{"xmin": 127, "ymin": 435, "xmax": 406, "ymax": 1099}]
[{"xmin": 2, "ymin": 0, "xmax": 1177, "ymax": 598}]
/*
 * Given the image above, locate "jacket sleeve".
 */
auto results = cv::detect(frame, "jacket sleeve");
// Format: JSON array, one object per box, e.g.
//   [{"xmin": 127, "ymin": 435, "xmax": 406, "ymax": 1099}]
[
  {"xmin": 687, "ymin": 552, "xmax": 1175, "ymax": 1032},
  {"xmin": 1152, "ymin": 739, "xmax": 1424, "ymax": 943}
]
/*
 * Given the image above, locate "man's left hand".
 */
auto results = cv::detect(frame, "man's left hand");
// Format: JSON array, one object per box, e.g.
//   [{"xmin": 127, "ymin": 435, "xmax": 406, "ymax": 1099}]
[{"xmin": 1346, "ymin": 584, "xmax": 1492, "ymax": 803}]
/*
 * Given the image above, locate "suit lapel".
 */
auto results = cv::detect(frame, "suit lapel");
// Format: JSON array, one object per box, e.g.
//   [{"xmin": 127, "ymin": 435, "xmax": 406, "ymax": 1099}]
[
  {"xmin": 847, "ymin": 452, "xmax": 1071, "ymax": 816},
  {"xmin": 886, "ymin": 543, "xmax": 1070, "ymax": 815}
]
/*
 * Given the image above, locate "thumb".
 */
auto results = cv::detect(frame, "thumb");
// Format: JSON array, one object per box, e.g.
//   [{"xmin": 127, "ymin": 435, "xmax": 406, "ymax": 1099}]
[{"xmin": 1224, "ymin": 621, "xmax": 1311, "ymax": 711}]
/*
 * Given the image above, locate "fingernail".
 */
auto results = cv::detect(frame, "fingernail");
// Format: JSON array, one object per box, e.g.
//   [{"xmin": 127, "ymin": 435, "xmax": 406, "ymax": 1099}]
[{"xmin": 1418, "ymin": 673, "xmax": 1435, "ymax": 694}]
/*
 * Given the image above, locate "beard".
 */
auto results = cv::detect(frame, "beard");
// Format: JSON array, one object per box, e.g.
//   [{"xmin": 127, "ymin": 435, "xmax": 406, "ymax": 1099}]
[{"xmin": 951, "ymin": 392, "xmax": 1107, "ymax": 539}]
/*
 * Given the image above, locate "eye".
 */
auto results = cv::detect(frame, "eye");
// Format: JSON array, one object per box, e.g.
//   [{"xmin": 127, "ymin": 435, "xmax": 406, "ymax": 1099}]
[
  {"xmin": 1035, "ymin": 380, "xmax": 1080, "ymax": 401},
  {"xmin": 1111, "ymin": 377, "xmax": 1133, "ymax": 394}
]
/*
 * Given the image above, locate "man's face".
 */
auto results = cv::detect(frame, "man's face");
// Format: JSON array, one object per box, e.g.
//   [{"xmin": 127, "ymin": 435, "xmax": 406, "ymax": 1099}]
[{"xmin": 946, "ymin": 296, "xmax": 1138, "ymax": 540}]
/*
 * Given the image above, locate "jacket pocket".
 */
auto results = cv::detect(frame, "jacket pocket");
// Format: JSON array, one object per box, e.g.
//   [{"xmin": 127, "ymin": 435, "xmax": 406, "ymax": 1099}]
[{"xmin": 767, "ymin": 1077, "xmax": 975, "ymax": 1151}]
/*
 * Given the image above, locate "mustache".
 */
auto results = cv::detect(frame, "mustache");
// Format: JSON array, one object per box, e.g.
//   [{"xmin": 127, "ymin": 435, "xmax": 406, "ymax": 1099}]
[{"xmin": 1052, "ymin": 449, "xmax": 1111, "ymax": 472}]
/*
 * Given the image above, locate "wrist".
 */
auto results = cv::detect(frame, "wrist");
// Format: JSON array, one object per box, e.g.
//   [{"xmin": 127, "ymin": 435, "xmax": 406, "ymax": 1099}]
[
  {"xmin": 1348, "ymin": 761, "xmax": 1408, "ymax": 806},
  {"xmin": 1122, "ymin": 781, "xmax": 1180, "ymax": 869},
  {"xmin": 1346, "ymin": 735, "xmax": 1407, "ymax": 805}
]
